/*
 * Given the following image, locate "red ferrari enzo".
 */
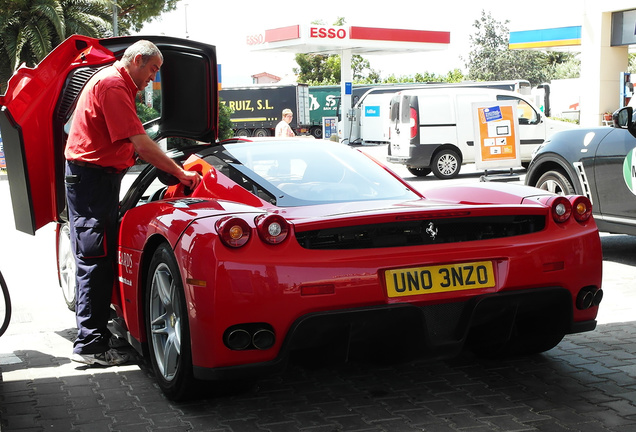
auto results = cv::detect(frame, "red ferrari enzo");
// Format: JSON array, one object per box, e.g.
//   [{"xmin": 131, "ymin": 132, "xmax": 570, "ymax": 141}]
[{"xmin": 0, "ymin": 35, "xmax": 603, "ymax": 400}]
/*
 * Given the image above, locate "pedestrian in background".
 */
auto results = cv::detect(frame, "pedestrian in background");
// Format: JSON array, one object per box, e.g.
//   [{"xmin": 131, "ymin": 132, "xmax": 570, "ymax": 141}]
[
  {"xmin": 275, "ymin": 108, "xmax": 295, "ymax": 137},
  {"xmin": 65, "ymin": 40, "xmax": 201, "ymax": 367}
]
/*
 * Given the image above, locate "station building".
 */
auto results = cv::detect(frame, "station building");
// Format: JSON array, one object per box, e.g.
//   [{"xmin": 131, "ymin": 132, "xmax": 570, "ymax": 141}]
[{"xmin": 509, "ymin": 1, "xmax": 636, "ymax": 126}]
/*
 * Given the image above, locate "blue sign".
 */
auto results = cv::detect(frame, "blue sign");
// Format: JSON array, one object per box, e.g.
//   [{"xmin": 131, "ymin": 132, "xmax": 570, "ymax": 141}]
[
  {"xmin": 365, "ymin": 106, "xmax": 381, "ymax": 117},
  {"xmin": 345, "ymin": 82, "xmax": 352, "ymax": 95},
  {"xmin": 483, "ymin": 106, "xmax": 503, "ymax": 122},
  {"xmin": 0, "ymin": 132, "xmax": 4, "ymax": 169}
]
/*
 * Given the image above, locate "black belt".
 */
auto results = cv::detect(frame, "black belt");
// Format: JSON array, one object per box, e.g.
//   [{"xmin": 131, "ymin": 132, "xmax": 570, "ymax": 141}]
[{"xmin": 68, "ymin": 159, "xmax": 125, "ymax": 174}]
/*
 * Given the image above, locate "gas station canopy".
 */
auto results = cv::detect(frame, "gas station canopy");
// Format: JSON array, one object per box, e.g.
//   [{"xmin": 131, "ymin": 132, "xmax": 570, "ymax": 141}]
[
  {"xmin": 509, "ymin": 26, "xmax": 582, "ymax": 50},
  {"xmin": 247, "ymin": 24, "xmax": 451, "ymax": 142},
  {"xmin": 248, "ymin": 24, "xmax": 450, "ymax": 55}
]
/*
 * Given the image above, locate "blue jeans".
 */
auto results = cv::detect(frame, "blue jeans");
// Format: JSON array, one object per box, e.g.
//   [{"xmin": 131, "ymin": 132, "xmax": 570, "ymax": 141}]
[{"xmin": 65, "ymin": 161, "xmax": 124, "ymax": 355}]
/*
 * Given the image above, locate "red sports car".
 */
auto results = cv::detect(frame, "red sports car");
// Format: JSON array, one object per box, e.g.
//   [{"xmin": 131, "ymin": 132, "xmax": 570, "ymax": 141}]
[{"xmin": 0, "ymin": 35, "xmax": 603, "ymax": 400}]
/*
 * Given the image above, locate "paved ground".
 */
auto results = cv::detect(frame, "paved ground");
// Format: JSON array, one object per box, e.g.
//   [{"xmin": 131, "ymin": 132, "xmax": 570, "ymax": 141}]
[{"xmin": 1, "ymin": 159, "xmax": 636, "ymax": 431}]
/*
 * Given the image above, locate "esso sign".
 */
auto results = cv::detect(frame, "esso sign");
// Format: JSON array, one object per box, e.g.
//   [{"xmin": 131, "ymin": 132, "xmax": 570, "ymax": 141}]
[
  {"xmin": 246, "ymin": 33, "xmax": 265, "ymax": 45},
  {"xmin": 309, "ymin": 26, "xmax": 348, "ymax": 40}
]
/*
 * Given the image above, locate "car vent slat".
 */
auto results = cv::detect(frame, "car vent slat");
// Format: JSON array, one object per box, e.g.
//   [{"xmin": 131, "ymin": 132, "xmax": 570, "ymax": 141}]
[
  {"xmin": 295, "ymin": 215, "xmax": 545, "ymax": 250},
  {"xmin": 56, "ymin": 67, "xmax": 103, "ymax": 121}
]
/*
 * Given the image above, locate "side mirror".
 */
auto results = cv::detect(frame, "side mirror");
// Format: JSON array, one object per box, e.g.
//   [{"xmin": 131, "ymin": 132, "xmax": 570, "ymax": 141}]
[{"xmin": 614, "ymin": 107, "xmax": 636, "ymax": 139}]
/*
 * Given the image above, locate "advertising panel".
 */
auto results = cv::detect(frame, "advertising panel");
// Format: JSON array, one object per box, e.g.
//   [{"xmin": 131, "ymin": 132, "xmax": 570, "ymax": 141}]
[
  {"xmin": 472, "ymin": 101, "xmax": 521, "ymax": 171},
  {"xmin": 0, "ymin": 131, "xmax": 5, "ymax": 169},
  {"xmin": 322, "ymin": 116, "xmax": 338, "ymax": 140}
]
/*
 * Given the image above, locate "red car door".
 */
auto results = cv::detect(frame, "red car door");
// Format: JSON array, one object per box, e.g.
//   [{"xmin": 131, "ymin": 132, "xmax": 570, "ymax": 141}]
[{"xmin": 0, "ymin": 35, "xmax": 218, "ymax": 235}]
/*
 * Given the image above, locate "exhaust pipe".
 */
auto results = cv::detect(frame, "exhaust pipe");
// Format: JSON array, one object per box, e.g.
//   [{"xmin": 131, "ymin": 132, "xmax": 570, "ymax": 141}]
[
  {"xmin": 593, "ymin": 289, "xmax": 603, "ymax": 306},
  {"xmin": 252, "ymin": 329, "xmax": 275, "ymax": 350},
  {"xmin": 225, "ymin": 328, "xmax": 251, "ymax": 350},
  {"xmin": 224, "ymin": 323, "xmax": 276, "ymax": 351},
  {"xmin": 576, "ymin": 287, "xmax": 602, "ymax": 310}
]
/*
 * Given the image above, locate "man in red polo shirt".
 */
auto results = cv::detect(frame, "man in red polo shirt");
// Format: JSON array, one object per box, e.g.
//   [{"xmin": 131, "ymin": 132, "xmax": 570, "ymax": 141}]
[{"xmin": 66, "ymin": 40, "xmax": 200, "ymax": 366}]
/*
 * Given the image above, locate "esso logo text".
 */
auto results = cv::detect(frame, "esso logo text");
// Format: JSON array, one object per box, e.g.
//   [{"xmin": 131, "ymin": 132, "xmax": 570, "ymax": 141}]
[
  {"xmin": 246, "ymin": 34, "xmax": 265, "ymax": 45},
  {"xmin": 310, "ymin": 27, "xmax": 347, "ymax": 40}
]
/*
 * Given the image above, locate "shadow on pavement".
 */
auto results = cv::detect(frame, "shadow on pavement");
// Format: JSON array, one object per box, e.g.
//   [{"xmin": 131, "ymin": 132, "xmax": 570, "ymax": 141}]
[{"xmin": 3, "ymin": 321, "xmax": 636, "ymax": 431}]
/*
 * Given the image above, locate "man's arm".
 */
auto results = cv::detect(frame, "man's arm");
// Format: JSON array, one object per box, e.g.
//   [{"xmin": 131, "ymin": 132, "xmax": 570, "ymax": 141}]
[{"xmin": 130, "ymin": 134, "xmax": 201, "ymax": 188}]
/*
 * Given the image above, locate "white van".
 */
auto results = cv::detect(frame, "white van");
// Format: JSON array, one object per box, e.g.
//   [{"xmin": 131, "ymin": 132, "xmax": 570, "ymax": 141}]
[
  {"xmin": 387, "ymin": 87, "xmax": 575, "ymax": 179},
  {"xmin": 340, "ymin": 81, "xmax": 534, "ymax": 145}
]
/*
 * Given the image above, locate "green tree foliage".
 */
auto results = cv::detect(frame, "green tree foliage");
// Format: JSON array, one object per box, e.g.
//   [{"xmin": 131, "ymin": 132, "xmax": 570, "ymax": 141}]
[
  {"xmin": 114, "ymin": 0, "xmax": 181, "ymax": 35},
  {"xmin": 464, "ymin": 10, "xmax": 578, "ymax": 86},
  {"xmin": 62, "ymin": 0, "xmax": 113, "ymax": 36},
  {"xmin": 0, "ymin": 0, "xmax": 111, "ymax": 92},
  {"xmin": 0, "ymin": 0, "xmax": 182, "ymax": 93},
  {"xmin": 382, "ymin": 69, "xmax": 465, "ymax": 84},
  {"xmin": 217, "ymin": 99, "xmax": 234, "ymax": 140},
  {"xmin": 136, "ymin": 101, "xmax": 159, "ymax": 123},
  {"xmin": 294, "ymin": 51, "xmax": 381, "ymax": 85},
  {"xmin": 548, "ymin": 51, "xmax": 580, "ymax": 80}
]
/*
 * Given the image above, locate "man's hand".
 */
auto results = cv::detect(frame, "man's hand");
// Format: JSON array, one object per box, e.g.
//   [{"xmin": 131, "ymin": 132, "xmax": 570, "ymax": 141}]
[
  {"xmin": 178, "ymin": 169, "xmax": 201, "ymax": 189},
  {"xmin": 130, "ymin": 134, "xmax": 202, "ymax": 190}
]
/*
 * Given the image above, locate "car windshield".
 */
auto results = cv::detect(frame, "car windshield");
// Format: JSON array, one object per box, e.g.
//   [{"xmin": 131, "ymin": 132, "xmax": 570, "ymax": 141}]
[{"xmin": 206, "ymin": 140, "xmax": 418, "ymax": 206}]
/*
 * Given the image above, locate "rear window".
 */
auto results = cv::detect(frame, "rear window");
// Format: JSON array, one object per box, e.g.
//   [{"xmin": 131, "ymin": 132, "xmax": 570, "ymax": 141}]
[
  {"xmin": 419, "ymin": 94, "xmax": 453, "ymax": 125},
  {"xmin": 210, "ymin": 140, "xmax": 419, "ymax": 206},
  {"xmin": 390, "ymin": 94, "xmax": 401, "ymax": 122}
]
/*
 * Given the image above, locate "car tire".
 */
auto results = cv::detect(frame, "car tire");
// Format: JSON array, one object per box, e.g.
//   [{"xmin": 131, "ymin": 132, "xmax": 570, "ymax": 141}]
[
  {"xmin": 407, "ymin": 167, "xmax": 432, "ymax": 177},
  {"xmin": 431, "ymin": 149, "xmax": 461, "ymax": 179},
  {"xmin": 146, "ymin": 243, "xmax": 194, "ymax": 400},
  {"xmin": 57, "ymin": 223, "xmax": 76, "ymax": 311},
  {"xmin": 535, "ymin": 170, "xmax": 575, "ymax": 195}
]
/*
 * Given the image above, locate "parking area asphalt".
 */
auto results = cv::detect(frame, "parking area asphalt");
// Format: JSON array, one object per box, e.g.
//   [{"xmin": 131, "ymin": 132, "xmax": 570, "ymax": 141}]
[{"xmin": 1, "ymin": 166, "xmax": 636, "ymax": 431}]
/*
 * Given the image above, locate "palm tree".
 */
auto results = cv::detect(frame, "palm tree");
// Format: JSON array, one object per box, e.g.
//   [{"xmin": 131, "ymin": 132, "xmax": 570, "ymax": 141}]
[
  {"xmin": 60, "ymin": 0, "xmax": 111, "ymax": 38},
  {"xmin": 1, "ymin": 0, "xmax": 65, "ymax": 73},
  {"xmin": 0, "ymin": 0, "xmax": 111, "ymax": 93}
]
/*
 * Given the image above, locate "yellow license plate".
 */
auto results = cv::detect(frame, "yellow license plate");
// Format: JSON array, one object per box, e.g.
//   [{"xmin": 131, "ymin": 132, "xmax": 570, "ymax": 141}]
[{"xmin": 385, "ymin": 261, "xmax": 495, "ymax": 298}]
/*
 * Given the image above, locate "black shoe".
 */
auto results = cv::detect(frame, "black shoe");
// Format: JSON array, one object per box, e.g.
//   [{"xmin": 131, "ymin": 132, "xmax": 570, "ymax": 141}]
[
  {"xmin": 71, "ymin": 348, "xmax": 130, "ymax": 366},
  {"xmin": 108, "ymin": 335, "xmax": 129, "ymax": 349}
]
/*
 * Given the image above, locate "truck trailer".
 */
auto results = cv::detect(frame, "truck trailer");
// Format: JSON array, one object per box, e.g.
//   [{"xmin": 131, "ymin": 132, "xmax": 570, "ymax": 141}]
[
  {"xmin": 220, "ymin": 84, "xmax": 311, "ymax": 137},
  {"xmin": 307, "ymin": 84, "xmax": 381, "ymax": 138}
]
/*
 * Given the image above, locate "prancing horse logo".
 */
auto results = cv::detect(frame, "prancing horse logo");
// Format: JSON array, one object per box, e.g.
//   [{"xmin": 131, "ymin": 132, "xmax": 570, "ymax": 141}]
[{"xmin": 426, "ymin": 222, "xmax": 438, "ymax": 240}]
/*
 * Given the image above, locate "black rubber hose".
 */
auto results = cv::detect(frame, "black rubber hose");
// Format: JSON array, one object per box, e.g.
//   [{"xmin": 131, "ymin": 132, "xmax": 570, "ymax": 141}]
[{"xmin": 0, "ymin": 270, "xmax": 11, "ymax": 338}]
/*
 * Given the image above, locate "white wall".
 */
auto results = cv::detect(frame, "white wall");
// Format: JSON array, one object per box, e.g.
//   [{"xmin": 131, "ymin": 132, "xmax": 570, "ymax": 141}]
[{"xmin": 580, "ymin": 0, "xmax": 633, "ymax": 126}]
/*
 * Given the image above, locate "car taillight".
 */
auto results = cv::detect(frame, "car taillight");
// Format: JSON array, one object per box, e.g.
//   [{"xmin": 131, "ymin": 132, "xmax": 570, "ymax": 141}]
[
  {"xmin": 549, "ymin": 196, "xmax": 572, "ymax": 223},
  {"xmin": 570, "ymin": 196, "xmax": 592, "ymax": 222},
  {"xmin": 255, "ymin": 214, "xmax": 289, "ymax": 245},
  {"xmin": 410, "ymin": 107, "xmax": 418, "ymax": 139},
  {"xmin": 216, "ymin": 217, "xmax": 251, "ymax": 247}
]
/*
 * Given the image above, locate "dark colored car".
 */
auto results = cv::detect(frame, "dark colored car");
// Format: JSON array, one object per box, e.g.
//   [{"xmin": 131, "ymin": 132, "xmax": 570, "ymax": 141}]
[
  {"xmin": 0, "ymin": 35, "xmax": 604, "ymax": 400},
  {"xmin": 525, "ymin": 107, "xmax": 636, "ymax": 235}
]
